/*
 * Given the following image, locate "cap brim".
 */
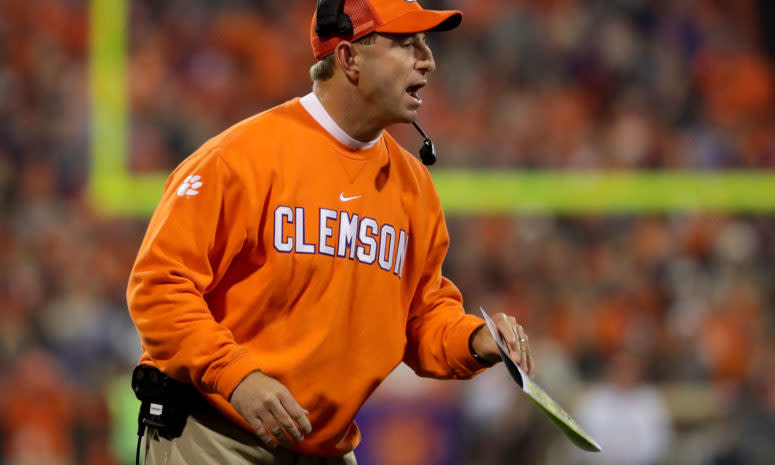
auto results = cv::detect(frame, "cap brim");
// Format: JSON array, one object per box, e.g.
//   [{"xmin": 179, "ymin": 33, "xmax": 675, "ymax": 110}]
[{"xmin": 375, "ymin": 10, "xmax": 462, "ymax": 34}]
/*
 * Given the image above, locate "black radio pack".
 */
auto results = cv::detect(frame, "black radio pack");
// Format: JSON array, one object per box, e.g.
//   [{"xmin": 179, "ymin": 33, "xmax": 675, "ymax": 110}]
[{"xmin": 131, "ymin": 364, "xmax": 205, "ymax": 439}]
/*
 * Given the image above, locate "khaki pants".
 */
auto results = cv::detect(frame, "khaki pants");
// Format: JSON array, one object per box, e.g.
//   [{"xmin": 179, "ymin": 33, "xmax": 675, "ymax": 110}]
[{"xmin": 143, "ymin": 406, "xmax": 357, "ymax": 465}]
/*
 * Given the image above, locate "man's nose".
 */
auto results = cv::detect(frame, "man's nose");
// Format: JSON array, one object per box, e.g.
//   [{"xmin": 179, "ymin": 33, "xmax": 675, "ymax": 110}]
[{"xmin": 417, "ymin": 44, "xmax": 436, "ymax": 73}]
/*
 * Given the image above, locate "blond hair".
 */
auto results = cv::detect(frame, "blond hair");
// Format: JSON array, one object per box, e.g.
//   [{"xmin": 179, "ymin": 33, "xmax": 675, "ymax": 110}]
[{"xmin": 309, "ymin": 34, "xmax": 377, "ymax": 82}]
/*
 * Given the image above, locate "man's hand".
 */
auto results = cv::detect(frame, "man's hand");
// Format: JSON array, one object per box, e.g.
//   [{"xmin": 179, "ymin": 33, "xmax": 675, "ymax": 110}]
[
  {"xmin": 471, "ymin": 313, "xmax": 534, "ymax": 377},
  {"xmin": 229, "ymin": 371, "xmax": 312, "ymax": 449}
]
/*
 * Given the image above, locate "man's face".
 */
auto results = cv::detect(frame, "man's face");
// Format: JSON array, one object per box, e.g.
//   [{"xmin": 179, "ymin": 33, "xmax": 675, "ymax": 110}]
[{"xmin": 355, "ymin": 32, "xmax": 436, "ymax": 126}]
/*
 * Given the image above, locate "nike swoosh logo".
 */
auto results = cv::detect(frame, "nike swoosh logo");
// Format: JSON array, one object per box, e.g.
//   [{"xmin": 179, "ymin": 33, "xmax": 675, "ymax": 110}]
[{"xmin": 340, "ymin": 192, "xmax": 362, "ymax": 202}]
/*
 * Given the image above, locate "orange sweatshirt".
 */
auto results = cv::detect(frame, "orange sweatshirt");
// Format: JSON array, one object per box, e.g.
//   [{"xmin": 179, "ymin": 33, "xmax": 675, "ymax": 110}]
[{"xmin": 127, "ymin": 94, "xmax": 487, "ymax": 456}]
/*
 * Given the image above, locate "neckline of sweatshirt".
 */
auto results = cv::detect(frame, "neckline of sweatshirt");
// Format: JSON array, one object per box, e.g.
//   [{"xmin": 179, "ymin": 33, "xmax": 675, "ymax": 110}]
[{"xmin": 298, "ymin": 92, "xmax": 390, "ymax": 164}]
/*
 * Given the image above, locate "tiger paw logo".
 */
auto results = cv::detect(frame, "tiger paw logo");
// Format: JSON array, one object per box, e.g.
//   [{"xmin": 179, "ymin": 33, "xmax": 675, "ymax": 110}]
[{"xmin": 176, "ymin": 175, "xmax": 203, "ymax": 197}]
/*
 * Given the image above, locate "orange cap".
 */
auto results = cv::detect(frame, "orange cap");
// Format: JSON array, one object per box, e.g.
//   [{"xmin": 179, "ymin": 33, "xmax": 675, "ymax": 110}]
[{"xmin": 310, "ymin": 0, "xmax": 463, "ymax": 60}]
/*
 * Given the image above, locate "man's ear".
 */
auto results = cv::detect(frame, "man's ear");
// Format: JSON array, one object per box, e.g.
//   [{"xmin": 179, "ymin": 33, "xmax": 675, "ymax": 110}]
[{"xmin": 334, "ymin": 41, "xmax": 361, "ymax": 82}]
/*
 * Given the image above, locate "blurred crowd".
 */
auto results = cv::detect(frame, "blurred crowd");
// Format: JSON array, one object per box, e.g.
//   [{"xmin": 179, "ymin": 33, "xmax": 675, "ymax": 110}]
[
  {"xmin": 119, "ymin": 0, "xmax": 775, "ymax": 171},
  {"xmin": 447, "ymin": 213, "xmax": 775, "ymax": 465},
  {"xmin": 1, "ymin": 0, "xmax": 775, "ymax": 465}
]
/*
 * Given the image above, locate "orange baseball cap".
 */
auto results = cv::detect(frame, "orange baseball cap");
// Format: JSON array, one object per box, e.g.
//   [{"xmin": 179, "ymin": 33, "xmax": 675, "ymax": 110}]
[{"xmin": 310, "ymin": 0, "xmax": 463, "ymax": 60}]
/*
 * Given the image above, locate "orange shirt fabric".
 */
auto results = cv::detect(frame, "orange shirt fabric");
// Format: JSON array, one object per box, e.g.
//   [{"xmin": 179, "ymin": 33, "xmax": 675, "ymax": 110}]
[{"xmin": 127, "ymin": 94, "xmax": 487, "ymax": 456}]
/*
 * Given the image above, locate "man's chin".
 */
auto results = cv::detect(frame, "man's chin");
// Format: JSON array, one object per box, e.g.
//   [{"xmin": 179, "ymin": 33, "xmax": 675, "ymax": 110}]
[
  {"xmin": 396, "ymin": 109, "xmax": 419, "ymax": 125},
  {"xmin": 380, "ymin": 107, "xmax": 419, "ymax": 128}
]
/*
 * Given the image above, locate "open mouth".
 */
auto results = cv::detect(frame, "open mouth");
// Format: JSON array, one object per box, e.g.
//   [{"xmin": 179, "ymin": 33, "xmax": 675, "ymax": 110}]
[{"xmin": 406, "ymin": 84, "xmax": 424, "ymax": 104}]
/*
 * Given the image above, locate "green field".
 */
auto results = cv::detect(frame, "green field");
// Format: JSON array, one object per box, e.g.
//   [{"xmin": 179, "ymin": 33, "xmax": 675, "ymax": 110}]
[{"xmin": 89, "ymin": 0, "xmax": 775, "ymax": 216}]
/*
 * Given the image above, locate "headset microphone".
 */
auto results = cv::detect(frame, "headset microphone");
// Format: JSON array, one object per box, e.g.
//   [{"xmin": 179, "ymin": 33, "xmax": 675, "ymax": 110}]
[{"xmin": 412, "ymin": 122, "xmax": 437, "ymax": 165}]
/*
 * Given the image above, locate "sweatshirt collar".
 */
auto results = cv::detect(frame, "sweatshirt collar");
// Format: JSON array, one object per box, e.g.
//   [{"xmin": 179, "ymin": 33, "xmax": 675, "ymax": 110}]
[{"xmin": 299, "ymin": 92, "xmax": 381, "ymax": 150}]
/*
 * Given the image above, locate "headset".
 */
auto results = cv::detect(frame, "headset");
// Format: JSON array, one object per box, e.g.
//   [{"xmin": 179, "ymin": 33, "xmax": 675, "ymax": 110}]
[{"xmin": 316, "ymin": 0, "xmax": 438, "ymax": 165}]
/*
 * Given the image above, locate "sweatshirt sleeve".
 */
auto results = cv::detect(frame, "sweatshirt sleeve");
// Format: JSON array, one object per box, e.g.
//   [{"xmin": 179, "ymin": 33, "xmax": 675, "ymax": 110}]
[
  {"xmin": 127, "ymin": 146, "xmax": 262, "ymax": 400},
  {"xmin": 402, "ymin": 188, "xmax": 488, "ymax": 380}
]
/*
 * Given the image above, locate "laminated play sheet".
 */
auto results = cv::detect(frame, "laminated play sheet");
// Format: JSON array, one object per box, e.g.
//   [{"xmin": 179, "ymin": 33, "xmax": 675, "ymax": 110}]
[{"xmin": 480, "ymin": 308, "xmax": 601, "ymax": 452}]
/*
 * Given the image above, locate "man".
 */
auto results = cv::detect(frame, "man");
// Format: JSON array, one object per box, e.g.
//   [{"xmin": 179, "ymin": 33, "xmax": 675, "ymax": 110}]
[{"xmin": 127, "ymin": 1, "xmax": 534, "ymax": 464}]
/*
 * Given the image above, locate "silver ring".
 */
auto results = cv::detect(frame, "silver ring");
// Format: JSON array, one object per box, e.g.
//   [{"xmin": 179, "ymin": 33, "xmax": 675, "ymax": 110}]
[{"xmin": 519, "ymin": 337, "xmax": 528, "ymax": 342}]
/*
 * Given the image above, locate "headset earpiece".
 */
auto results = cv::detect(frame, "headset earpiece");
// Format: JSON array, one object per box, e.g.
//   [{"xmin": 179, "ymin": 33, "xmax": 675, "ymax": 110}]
[{"xmin": 316, "ymin": 0, "xmax": 353, "ymax": 37}]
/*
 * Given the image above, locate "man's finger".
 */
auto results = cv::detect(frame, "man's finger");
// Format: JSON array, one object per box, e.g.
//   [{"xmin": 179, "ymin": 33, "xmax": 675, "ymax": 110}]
[
  {"xmin": 517, "ymin": 325, "xmax": 529, "ymax": 372},
  {"xmin": 499, "ymin": 315, "xmax": 518, "ymax": 358},
  {"xmin": 508, "ymin": 316, "xmax": 522, "ymax": 364},
  {"xmin": 248, "ymin": 414, "xmax": 279, "ymax": 449},
  {"xmin": 268, "ymin": 401, "xmax": 305, "ymax": 442},
  {"xmin": 281, "ymin": 395, "xmax": 313, "ymax": 436},
  {"xmin": 263, "ymin": 412, "xmax": 294, "ymax": 447},
  {"xmin": 509, "ymin": 326, "xmax": 521, "ymax": 363},
  {"xmin": 521, "ymin": 330, "xmax": 535, "ymax": 377},
  {"xmin": 526, "ymin": 342, "xmax": 535, "ymax": 377}
]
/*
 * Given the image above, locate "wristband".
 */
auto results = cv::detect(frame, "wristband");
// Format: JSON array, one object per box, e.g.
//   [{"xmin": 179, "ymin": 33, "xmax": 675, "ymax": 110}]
[{"xmin": 469, "ymin": 324, "xmax": 496, "ymax": 367}]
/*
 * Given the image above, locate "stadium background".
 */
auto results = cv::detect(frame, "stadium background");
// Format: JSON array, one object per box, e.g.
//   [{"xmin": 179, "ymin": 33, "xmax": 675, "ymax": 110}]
[{"xmin": 1, "ymin": 0, "xmax": 775, "ymax": 464}]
